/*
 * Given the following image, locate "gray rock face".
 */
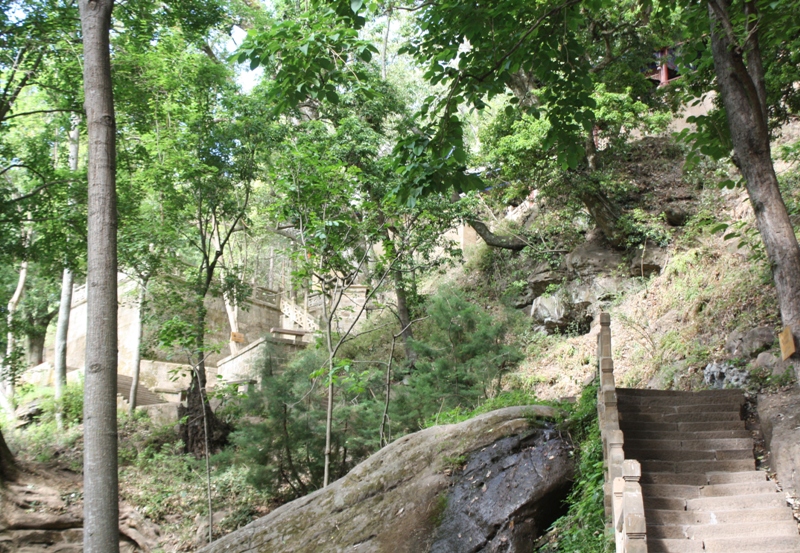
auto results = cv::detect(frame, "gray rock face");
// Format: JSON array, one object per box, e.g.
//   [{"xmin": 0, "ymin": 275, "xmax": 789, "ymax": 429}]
[
  {"xmin": 664, "ymin": 205, "xmax": 691, "ymax": 227},
  {"xmin": 703, "ymin": 361, "xmax": 748, "ymax": 389},
  {"xmin": 564, "ymin": 236, "xmax": 624, "ymax": 278},
  {"xmin": 430, "ymin": 429, "xmax": 573, "ymax": 553},
  {"xmin": 725, "ymin": 327, "xmax": 775, "ymax": 358},
  {"xmin": 628, "ymin": 245, "xmax": 667, "ymax": 277},
  {"xmin": 753, "ymin": 352, "xmax": 792, "ymax": 378},
  {"xmin": 197, "ymin": 405, "xmax": 568, "ymax": 553},
  {"xmin": 515, "ymin": 263, "xmax": 566, "ymax": 308},
  {"xmin": 758, "ymin": 389, "xmax": 800, "ymax": 496}
]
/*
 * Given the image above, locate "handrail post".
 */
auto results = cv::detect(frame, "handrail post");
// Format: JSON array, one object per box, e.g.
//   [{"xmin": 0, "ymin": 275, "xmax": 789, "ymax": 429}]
[{"xmin": 596, "ymin": 312, "xmax": 647, "ymax": 552}]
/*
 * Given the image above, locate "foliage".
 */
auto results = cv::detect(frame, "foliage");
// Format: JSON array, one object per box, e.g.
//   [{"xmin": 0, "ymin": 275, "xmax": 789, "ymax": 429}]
[
  {"xmin": 616, "ymin": 208, "xmax": 672, "ymax": 248},
  {"xmin": 539, "ymin": 383, "xmax": 610, "ymax": 553},
  {"xmin": 424, "ymin": 389, "xmax": 541, "ymax": 427},
  {"xmin": 392, "ymin": 287, "xmax": 524, "ymax": 430},
  {"xmin": 228, "ymin": 347, "xmax": 337, "ymax": 499}
]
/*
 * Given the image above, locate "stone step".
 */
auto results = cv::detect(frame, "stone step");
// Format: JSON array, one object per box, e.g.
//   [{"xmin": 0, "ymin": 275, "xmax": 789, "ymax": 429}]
[
  {"xmin": 685, "ymin": 492, "xmax": 786, "ymax": 511},
  {"xmin": 648, "ymin": 520, "xmax": 800, "ymax": 540},
  {"xmin": 641, "ymin": 473, "xmax": 709, "ymax": 486},
  {"xmin": 645, "ymin": 506, "xmax": 794, "ymax": 526},
  {"xmin": 618, "ymin": 403, "xmax": 745, "ymax": 414},
  {"xmin": 703, "ymin": 536, "xmax": 800, "ymax": 552},
  {"xmin": 648, "ymin": 538, "xmax": 704, "ymax": 552},
  {"xmin": 617, "ymin": 391, "xmax": 744, "ymax": 407},
  {"xmin": 642, "ymin": 492, "xmax": 786, "ymax": 513},
  {"xmin": 620, "ymin": 411, "xmax": 743, "ymax": 423},
  {"xmin": 642, "ymin": 481, "xmax": 778, "ymax": 499},
  {"xmin": 625, "ymin": 438, "xmax": 753, "ymax": 451},
  {"xmin": 619, "ymin": 420, "xmax": 747, "ymax": 433},
  {"xmin": 117, "ymin": 374, "xmax": 166, "ymax": 406},
  {"xmin": 626, "ymin": 448, "xmax": 754, "ymax": 462},
  {"xmin": 623, "ymin": 429, "xmax": 752, "ymax": 441},
  {"xmin": 640, "ymin": 459, "xmax": 755, "ymax": 474},
  {"xmin": 616, "ymin": 388, "xmax": 744, "ymax": 399},
  {"xmin": 706, "ymin": 471, "xmax": 770, "ymax": 485}
]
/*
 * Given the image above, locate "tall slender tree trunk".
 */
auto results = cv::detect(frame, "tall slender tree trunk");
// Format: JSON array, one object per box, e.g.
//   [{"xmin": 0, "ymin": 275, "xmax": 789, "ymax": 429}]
[
  {"xmin": 223, "ymin": 299, "xmax": 241, "ymax": 357},
  {"xmin": 708, "ymin": 0, "xmax": 800, "ymax": 371},
  {"xmin": 321, "ymin": 283, "xmax": 342, "ymax": 488},
  {"xmin": 79, "ymin": 0, "xmax": 119, "ymax": 550},
  {"xmin": 393, "ymin": 270, "xmax": 417, "ymax": 364},
  {"xmin": 1, "ymin": 260, "xmax": 28, "ymax": 414},
  {"xmin": 54, "ymin": 115, "xmax": 79, "ymax": 429},
  {"xmin": 128, "ymin": 283, "xmax": 146, "ymax": 414},
  {"xmin": 182, "ymin": 295, "xmax": 230, "ymax": 458},
  {"xmin": 54, "ymin": 267, "xmax": 74, "ymax": 430}
]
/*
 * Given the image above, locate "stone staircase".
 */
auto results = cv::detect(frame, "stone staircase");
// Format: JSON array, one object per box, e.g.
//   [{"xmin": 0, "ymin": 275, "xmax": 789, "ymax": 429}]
[
  {"xmin": 116, "ymin": 374, "xmax": 166, "ymax": 406},
  {"xmin": 617, "ymin": 387, "xmax": 800, "ymax": 553}
]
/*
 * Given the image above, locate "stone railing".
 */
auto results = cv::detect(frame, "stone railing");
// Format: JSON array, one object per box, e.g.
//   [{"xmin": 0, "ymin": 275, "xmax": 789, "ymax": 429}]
[
  {"xmin": 280, "ymin": 297, "xmax": 320, "ymax": 331},
  {"xmin": 597, "ymin": 312, "xmax": 647, "ymax": 553}
]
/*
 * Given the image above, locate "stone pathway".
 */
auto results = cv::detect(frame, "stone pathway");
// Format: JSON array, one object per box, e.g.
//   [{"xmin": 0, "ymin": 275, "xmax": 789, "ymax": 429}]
[{"xmin": 617, "ymin": 388, "xmax": 800, "ymax": 553}]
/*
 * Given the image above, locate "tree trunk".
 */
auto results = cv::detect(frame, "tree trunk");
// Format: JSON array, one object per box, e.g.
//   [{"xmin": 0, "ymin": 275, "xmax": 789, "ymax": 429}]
[
  {"xmin": 393, "ymin": 270, "xmax": 417, "ymax": 364},
  {"xmin": 1, "ymin": 260, "xmax": 28, "ymax": 414},
  {"xmin": 321, "ymin": 286, "xmax": 340, "ymax": 488},
  {"xmin": 708, "ymin": 0, "xmax": 800, "ymax": 369},
  {"xmin": 223, "ymin": 295, "xmax": 240, "ymax": 357},
  {"xmin": 182, "ymin": 297, "xmax": 230, "ymax": 458},
  {"xmin": 55, "ymin": 116, "xmax": 79, "ymax": 429},
  {"xmin": 0, "ymin": 427, "xmax": 16, "ymax": 482},
  {"xmin": 466, "ymin": 219, "xmax": 528, "ymax": 250},
  {"xmin": 54, "ymin": 269, "xmax": 74, "ymax": 430},
  {"xmin": 26, "ymin": 332, "xmax": 46, "ymax": 366},
  {"xmin": 79, "ymin": 0, "xmax": 119, "ymax": 550},
  {"xmin": 577, "ymin": 189, "xmax": 625, "ymax": 249},
  {"xmin": 128, "ymin": 283, "xmax": 146, "ymax": 414}
]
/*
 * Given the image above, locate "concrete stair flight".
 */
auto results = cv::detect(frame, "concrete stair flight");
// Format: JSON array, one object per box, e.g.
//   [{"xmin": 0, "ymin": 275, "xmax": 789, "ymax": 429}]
[
  {"xmin": 116, "ymin": 373, "xmax": 166, "ymax": 406},
  {"xmin": 617, "ymin": 388, "xmax": 800, "ymax": 553}
]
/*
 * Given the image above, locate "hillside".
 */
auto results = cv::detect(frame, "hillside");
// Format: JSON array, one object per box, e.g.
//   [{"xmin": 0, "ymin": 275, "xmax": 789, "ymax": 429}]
[{"xmin": 2, "ymin": 125, "xmax": 799, "ymax": 551}]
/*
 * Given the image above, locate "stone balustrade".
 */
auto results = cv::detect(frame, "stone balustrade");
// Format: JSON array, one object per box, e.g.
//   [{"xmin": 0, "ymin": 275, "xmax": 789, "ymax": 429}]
[{"xmin": 597, "ymin": 312, "xmax": 647, "ymax": 553}]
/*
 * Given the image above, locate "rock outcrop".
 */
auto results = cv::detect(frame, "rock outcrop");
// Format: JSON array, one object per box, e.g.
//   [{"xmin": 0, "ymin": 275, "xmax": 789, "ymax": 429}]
[
  {"xmin": 725, "ymin": 327, "xmax": 776, "ymax": 358},
  {"xmin": 198, "ymin": 405, "xmax": 574, "ymax": 553},
  {"xmin": 758, "ymin": 388, "xmax": 800, "ymax": 497}
]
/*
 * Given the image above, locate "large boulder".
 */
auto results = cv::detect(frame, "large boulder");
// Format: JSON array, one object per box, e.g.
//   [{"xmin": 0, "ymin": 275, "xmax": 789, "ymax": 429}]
[
  {"xmin": 628, "ymin": 245, "xmax": 667, "ymax": 277},
  {"xmin": 758, "ymin": 389, "xmax": 800, "ymax": 496},
  {"xmin": 198, "ymin": 405, "xmax": 572, "ymax": 553},
  {"xmin": 515, "ymin": 263, "xmax": 566, "ymax": 308},
  {"xmin": 725, "ymin": 327, "xmax": 775, "ymax": 358},
  {"xmin": 564, "ymin": 235, "xmax": 624, "ymax": 278}
]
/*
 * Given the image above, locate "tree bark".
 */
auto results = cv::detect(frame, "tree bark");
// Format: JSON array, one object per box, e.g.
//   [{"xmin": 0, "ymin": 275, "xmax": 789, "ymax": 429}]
[
  {"xmin": 79, "ymin": 0, "xmax": 119, "ymax": 550},
  {"xmin": 392, "ymin": 270, "xmax": 417, "ymax": 364},
  {"xmin": 182, "ymin": 296, "xmax": 230, "ymax": 458},
  {"xmin": 708, "ymin": 0, "xmax": 800, "ymax": 367},
  {"xmin": 128, "ymin": 283, "xmax": 146, "ymax": 414},
  {"xmin": 0, "ymin": 427, "xmax": 17, "ymax": 482},
  {"xmin": 54, "ymin": 267, "xmax": 74, "ymax": 430},
  {"xmin": 466, "ymin": 219, "xmax": 528, "ymax": 251},
  {"xmin": 26, "ymin": 332, "xmax": 46, "ymax": 366},
  {"xmin": 1, "ymin": 260, "xmax": 28, "ymax": 414},
  {"xmin": 55, "ymin": 115, "xmax": 79, "ymax": 429},
  {"xmin": 577, "ymin": 189, "xmax": 625, "ymax": 249}
]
